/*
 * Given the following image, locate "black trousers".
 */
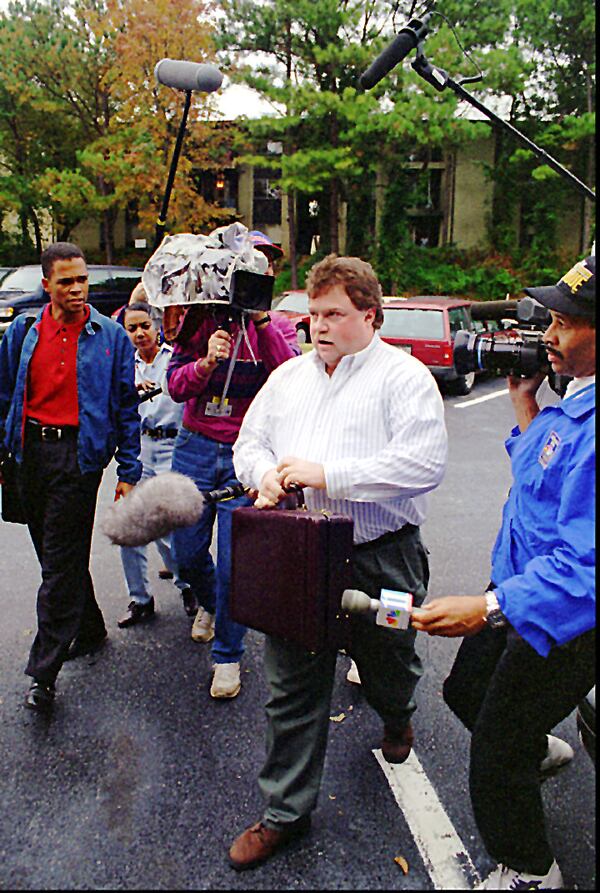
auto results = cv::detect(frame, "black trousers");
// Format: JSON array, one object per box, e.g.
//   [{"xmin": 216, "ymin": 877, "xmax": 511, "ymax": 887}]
[
  {"xmin": 443, "ymin": 623, "xmax": 596, "ymax": 875},
  {"xmin": 18, "ymin": 428, "xmax": 104, "ymax": 684},
  {"xmin": 349, "ymin": 523, "xmax": 429, "ymax": 731}
]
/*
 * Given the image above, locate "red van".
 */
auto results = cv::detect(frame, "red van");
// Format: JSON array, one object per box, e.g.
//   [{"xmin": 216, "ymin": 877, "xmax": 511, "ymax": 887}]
[{"xmin": 380, "ymin": 296, "xmax": 478, "ymax": 394}]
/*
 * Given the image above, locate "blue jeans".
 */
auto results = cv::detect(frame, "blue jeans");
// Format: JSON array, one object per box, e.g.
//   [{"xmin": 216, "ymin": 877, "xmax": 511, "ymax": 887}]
[
  {"xmin": 171, "ymin": 428, "xmax": 250, "ymax": 664},
  {"xmin": 120, "ymin": 436, "xmax": 187, "ymax": 605}
]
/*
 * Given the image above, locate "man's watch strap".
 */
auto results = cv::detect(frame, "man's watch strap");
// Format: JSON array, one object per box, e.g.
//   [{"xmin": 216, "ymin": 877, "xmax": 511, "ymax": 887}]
[{"xmin": 484, "ymin": 591, "xmax": 507, "ymax": 629}]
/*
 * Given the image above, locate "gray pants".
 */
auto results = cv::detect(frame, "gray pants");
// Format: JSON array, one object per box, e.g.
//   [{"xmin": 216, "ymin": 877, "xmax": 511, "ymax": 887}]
[{"xmin": 260, "ymin": 524, "xmax": 429, "ymax": 828}]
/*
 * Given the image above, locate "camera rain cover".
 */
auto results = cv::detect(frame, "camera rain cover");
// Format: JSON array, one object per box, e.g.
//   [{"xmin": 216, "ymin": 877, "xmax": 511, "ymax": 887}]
[{"xmin": 142, "ymin": 222, "xmax": 269, "ymax": 308}]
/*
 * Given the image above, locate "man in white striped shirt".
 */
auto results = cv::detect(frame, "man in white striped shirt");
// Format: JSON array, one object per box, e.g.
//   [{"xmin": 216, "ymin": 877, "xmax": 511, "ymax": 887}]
[{"xmin": 229, "ymin": 255, "xmax": 448, "ymax": 871}]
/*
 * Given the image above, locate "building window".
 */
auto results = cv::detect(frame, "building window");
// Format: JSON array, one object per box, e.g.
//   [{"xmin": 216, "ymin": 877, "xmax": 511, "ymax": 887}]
[
  {"xmin": 405, "ymin": 167, "xmax": 443, "ymax": 247},
  {"xmin": 253, "ymin": 167, "xmax": 282, "ymax": 226},
  {"xmin": 195, "ymin": 170, "xmax": 238, "ymax": 210}
]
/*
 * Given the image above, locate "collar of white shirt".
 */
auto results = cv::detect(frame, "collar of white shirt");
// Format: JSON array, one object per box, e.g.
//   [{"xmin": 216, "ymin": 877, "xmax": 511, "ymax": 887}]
[{"xmin": 309, "ymin": 331, "xmax": 380, "ymax": 375}]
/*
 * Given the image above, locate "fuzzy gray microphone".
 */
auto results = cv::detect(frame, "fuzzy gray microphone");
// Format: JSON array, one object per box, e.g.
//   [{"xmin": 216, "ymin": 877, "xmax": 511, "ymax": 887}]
[{"xmin": 102, "ymin": 472, "xmax": 205, "ymax": 547}]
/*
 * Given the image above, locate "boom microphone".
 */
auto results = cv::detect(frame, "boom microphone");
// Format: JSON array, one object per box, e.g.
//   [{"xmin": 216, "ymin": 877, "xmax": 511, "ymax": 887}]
[
  {"xmin": 359, "ymin": 15, "xmax": 431, "ymax": 90},
  {"xmin": 101, "ymin": 472, "xmax": 249, "ymax": 547},
  {"xmin": 154, "ymin": 59, "xmax": 223, "ymax": 93},
  {"xmin": 102, "ymin": 472, "xmax": 205, "ymax": 546}
]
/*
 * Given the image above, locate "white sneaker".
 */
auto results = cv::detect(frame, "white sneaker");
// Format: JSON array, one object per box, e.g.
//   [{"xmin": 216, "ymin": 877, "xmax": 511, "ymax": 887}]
[
  {"xmin": 210, "ymin": 662, "xmax": 241, "ymax": 698},
  {"xmin": 346, "ymin": 659, "xmax": 361, "ymax": 685},
  {"xmin": 191, "ymin": 608, "xmax": 215, "ymax": 643},
  {"xmin": 539, "ymin": 735, "xmax": 574, "ymax": 779},
  {"xmin": 479, "ymin": 859, "xmax": 563, "ymax": 890}
]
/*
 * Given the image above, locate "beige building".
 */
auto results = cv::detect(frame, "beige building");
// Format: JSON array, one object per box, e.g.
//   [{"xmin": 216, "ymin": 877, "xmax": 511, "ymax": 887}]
[{"xmin": 2, "ymin": 122, "xmax": 588, "ymax": 262}]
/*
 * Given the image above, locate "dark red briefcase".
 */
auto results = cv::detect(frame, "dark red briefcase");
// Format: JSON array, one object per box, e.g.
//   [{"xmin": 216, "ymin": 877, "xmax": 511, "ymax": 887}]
[{"xmin": 230, "ymin": 496, "xmax": 354, "ymax": 652}]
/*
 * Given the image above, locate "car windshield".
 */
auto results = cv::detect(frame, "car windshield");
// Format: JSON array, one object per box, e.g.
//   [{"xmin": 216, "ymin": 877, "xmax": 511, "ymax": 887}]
[
  {"xmin": 381, "ymin": 308, "xmax": 445, "ymax": 340},
  {"xmin": 276, "ymin": 291, "xmax": 308, "ymax": 312},
  {"xmin": 0, "ymin": 267, "xmax": 42, "ymax": 291}
]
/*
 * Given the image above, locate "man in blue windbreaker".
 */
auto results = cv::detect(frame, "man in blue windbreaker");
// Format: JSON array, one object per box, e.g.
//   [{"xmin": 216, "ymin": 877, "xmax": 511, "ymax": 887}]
[
  {"xmin": 412, "ymin": 255, "xmax": 595, "ymax": 891},
  {"xmin": 0, "ymin": 242, "xmax": 142, "ymax": 714}
]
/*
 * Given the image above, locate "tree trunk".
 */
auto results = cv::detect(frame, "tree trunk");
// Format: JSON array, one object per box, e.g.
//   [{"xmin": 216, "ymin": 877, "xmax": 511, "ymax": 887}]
[
  {"xmin": 29, "ymin": 209, "xmax": 42, "ymax": 254},
  {"xmin": 19, "ymin": 211, "xmax": 29, "ymax": 247},
  {"xmin": 581, "ymin": 70, "xmax": 594, "ymax": 254},
  {"xmin": 287, "ymin": 188, "xmax": 298, "ymax": 288},
  {"xmin": 329, "ymin": 114, "xmax": 340, "ymax": 255},
  {"xmin": 329, "ymin": 180, "xmax": 339, "ymax": 255},
  {"xmin": 102, "ymin": 210, "xmax": 114, "ymax": 264},
  {"xmin": 581, "ymin": 144, "xmax": 594, "ymax": 255},
  {"xmin": 98, "ymin": 172, "xmax": 115, "ymax": 264},
  {"xmin": 284, "ymin": 18, "xmax": 298, "ymax": 288}
]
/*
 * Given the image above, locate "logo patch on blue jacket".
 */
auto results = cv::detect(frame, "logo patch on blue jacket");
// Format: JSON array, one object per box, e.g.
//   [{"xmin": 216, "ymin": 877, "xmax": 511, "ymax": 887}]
[{"xmin": 539, "ymin": 431, "xmax": 561, "ymax": 468}]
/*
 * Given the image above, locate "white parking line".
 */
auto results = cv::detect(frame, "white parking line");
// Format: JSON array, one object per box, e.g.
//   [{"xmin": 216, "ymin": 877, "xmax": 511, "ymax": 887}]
[
  {"xmin": 374, "ymin": 749, "xmax": 480, "ymax": 890},
  {"xmin": 453, "ymin": 388, "xmax": 509, "ymax": 409}
]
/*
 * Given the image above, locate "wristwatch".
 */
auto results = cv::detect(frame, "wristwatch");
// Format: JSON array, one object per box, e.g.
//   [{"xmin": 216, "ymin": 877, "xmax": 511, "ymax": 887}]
[
  {"xmin": 484, "ymin": 591, "xmax": 507, "ymax": 629},
  {"xmin": 254, "ymin": 313, "xmax": 271, "ymax": 328}
]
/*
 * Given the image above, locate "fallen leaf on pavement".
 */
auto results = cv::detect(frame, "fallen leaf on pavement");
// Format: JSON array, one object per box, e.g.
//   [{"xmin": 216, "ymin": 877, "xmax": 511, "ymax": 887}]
[{"xmin": 394, "ymin": 856, "xmax": 409, "ymax": 874}]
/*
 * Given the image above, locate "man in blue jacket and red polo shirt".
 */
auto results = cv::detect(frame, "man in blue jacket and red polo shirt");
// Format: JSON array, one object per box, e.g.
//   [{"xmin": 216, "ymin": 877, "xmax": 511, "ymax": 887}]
[
  {"xmin": 0, "ymin": 241, "xmax": 142, "ymax": 713},
  {"xmin": 412, "ymin": 255, "xmax": 595, "ymax": 891}
]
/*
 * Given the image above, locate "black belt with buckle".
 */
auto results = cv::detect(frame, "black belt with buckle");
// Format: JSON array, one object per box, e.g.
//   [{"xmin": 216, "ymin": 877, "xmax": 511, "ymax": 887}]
[
  {"xmin": 142, "ymin": 426, "xmax": 178, "ymax": 440},
  {"xmin": 26, "ymin": 419, "xmax": 78, "ymax": 441}
]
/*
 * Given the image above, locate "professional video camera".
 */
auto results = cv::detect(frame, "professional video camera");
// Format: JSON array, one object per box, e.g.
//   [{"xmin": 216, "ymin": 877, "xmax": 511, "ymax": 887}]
[
  {"xmin": 142, "ymin": 222, "xmax": 274, "ymax": 343},
  {"xmin": 453, "ymin": 297, "xmax": 570, "ymax": 394}
]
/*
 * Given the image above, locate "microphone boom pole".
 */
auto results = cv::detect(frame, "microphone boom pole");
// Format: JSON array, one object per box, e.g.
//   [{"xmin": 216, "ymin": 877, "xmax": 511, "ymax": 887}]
[
  {"xmin": 410, "ymin": 54, "xmax": 596, "ymax": 204},
  {"xmin": 153, "ymin": 59, "xmax": 224, "ymax": 250},
  {"xmin": 359, "ymin": 17, "xmax": 596, "ymax": 204},
  {"xmin": 154, "ymin": 89, "xmax": 192, "ymax": 250}
]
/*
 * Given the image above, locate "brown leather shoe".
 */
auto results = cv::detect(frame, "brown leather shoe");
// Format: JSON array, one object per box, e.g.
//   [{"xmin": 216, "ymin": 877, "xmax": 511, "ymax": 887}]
[
  {"xmin": 229, "ymin": 818, "xmax": 310, "ymax": 871},
  {"xmin": 381, "ymin": 722, "xmax": 414, "ymax": 764}
]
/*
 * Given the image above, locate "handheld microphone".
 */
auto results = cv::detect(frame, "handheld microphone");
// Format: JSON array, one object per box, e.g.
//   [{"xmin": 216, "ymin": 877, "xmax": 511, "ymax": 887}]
[
  {"xmin": 359, "ymin": 15, "xmax": 431, "ymax": 90},
  {"xmin": 341, "ymin": 589, "xmax": 380, "ymax": 613},
  {"xmin": 341, "ymin": 588, "xmax": 413, "ymax": 630},
  {"xmin": 154, "ymin": 59, "xmax": 223, "ymax": 93},
  {"xmin": 137, "ymin": 386, "xmax": 163, "ymax": 404}
]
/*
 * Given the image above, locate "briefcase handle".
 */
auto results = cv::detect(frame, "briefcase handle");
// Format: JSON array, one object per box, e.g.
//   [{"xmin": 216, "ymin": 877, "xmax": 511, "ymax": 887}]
[{"xmin": 281, "ymin": 483, "xmax": 305, "ymax": 510}]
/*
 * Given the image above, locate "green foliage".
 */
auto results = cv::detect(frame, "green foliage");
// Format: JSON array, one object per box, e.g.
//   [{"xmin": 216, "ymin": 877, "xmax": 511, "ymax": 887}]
[
  {"xmin": 373, "ymin": 244, "xmax": 562, "ymax": 301},
  {"xmin": 219, "ymin": 0, "xmax": 594, "ymax": 271},
  {"xmin": 0, "ymin": 227, "xmax": 38, "ymax": 265},
  {"xmin": 273, "ymin": 251, "xmax": 324, "ymax": 295},
  {"xmin": 272, "ymin": 243, "xmax": 566, "ymax": 303},
  {"xmin": 0, "ymin": 0, "xmax": 223, "ymax": 259}
]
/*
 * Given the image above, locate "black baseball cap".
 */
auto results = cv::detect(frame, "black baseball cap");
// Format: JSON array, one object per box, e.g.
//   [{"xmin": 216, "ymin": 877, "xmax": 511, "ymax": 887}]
[{"xmin": 524, "ymin": 255, "xmax": 595, "ymax": 319}]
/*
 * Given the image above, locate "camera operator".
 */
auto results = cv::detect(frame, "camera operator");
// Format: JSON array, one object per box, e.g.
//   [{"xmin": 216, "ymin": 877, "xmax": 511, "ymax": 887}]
[
  {"xmin": 412, "ymin": 255, "xmax": 596, "ymax": 891},
  {"xmin": 166, "ymin": 231, "xmax": 300, "ymax": 699}
]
